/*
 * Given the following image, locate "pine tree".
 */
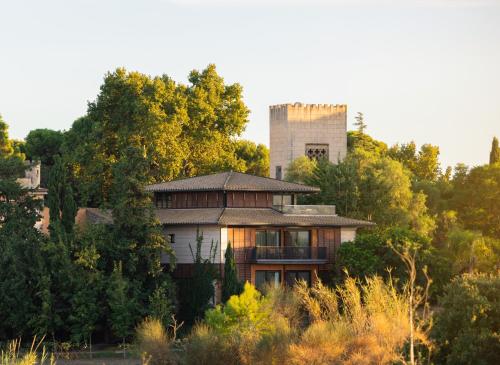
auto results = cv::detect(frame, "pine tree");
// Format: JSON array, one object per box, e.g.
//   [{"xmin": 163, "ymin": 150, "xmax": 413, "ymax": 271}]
[
  {"xmin": 221, "ymin": 241, "xmax": 242, "ymax": 302},
  {"xmin": 489, "ymin": 137, "xmax": 500, "ymax": 165},
  {"xmin": 354, "ymin": 112, "xmax": 367, "ymax": 134}
]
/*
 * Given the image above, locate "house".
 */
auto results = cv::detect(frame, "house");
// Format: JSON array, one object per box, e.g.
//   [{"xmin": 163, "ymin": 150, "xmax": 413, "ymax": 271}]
[{"xmin": 146, "ymin": 171, "xmax": 373, "ymax": 290}]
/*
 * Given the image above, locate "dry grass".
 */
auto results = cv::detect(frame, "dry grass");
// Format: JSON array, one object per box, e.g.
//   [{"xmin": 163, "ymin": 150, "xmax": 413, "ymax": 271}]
[
  {"xmin": 1, "ymin": 337, "xmax": 55, "ymax": 365},
  {"xmin": 136, "ymin": 317, "xmax": 176, "ymax": 365}
]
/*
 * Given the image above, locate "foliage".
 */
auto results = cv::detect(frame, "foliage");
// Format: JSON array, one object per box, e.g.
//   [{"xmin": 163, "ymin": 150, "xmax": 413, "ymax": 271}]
[
  {"xmin": 107, "ymin": 262, "xmax": 138, "ymax": 342},
  {"xmin": 221, "ymin": 241, "xmax": 242, "ymax": 303},
  {"xmin": 284, "ymin": 156, "xmax": 317, "ymax": 185},
  {"xmin": 148, "ymin": 278, "xmax": 177, "ymax": 329},
  {"xmin": 24, "ymin": 129, "xmax": 63, "ymax": 165},
  {"xmin": 433, "ymin": 273, "xmax": 500, "ymax": 365},
  {"xmin": 451, "ymin": 163, "xmax": 500, "ymax": 239},
  {"xmin": 489, "ymin": 136, "xmax": 500, "ymax": 165},
  {"xmin": 0, "ymin": 114, "xmax": 14, "ymax": 156},
  {"xmin": 65, "ymin": 65, "xmax": 250, "ymax": 206},
  {"xmin": 184, "ymin": 275, "xmax": 427, "ymax": 365},
  {"xmin": 234, "ymin": 140, "xmax": 269, "ymax": 176}
]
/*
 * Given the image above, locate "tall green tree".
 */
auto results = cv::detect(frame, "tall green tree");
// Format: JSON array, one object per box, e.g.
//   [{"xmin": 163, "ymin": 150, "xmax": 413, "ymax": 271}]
[
  {"xmin": 107, "ymin": 262, "xmax": 137, "ymax": 346},
  {"xmin": 47, "ymin": 155, "xmax": 77, "ymax": 237},
  {"xmin": 489, "ymin": 136, "xmax": 500, "ymax": 165},
  {"xmin": 452, "ymin": 164, "xmax": 500, "ymax": 238},
  {"xmin": 0, "ymin": 155, "xmax": 46, "ymax": 339},
  {"xmin": 415, "ymin": 144, "xmax": 440, "ymax": 181},
  {"xmin": 222, "ymin": 241, "xmax": 242, "ymax": 302},
  {"xmin": 181, "ymin": 230, "xmax": 218, "ymax": 324},
  {"xmin": 66, "ymin": 65, "xmax": 250, "ymax": 206}
]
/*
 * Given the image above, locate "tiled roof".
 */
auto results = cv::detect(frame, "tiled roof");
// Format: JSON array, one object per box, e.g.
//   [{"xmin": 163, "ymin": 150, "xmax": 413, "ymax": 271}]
[
  {"xmin": 82, "ymin": 207, "xmax": 374, "ymax": 228},
  {"xmin": 153, "ymin": 207, "xmax": 374, "ymax": 227},
  {"xmin": 154, "ymin": 208, "xmax": 224, "ymax": 225},
  {"xmin": 145, "ymin": 171, "xmax": 320, "ymax": 193},
  {"xmin": 218, "ymin": 208, "xmax": 375, "ymax": 227}
]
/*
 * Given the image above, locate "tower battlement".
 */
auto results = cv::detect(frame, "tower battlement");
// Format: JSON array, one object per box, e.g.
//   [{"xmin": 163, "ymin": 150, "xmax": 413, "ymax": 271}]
[{"xmin": 269, "ymin": 103, "xmax": 347, "ymax": 122}]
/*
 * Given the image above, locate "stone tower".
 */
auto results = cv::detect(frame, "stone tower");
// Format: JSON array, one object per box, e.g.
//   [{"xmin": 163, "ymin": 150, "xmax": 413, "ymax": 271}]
[{"xmin": 269, "ymin": 103, "xmax": 347, "ymax": 179}]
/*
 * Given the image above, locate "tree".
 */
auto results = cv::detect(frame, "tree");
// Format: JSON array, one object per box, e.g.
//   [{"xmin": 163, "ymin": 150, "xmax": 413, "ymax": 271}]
[
  {"xmin": 451, "ymin": 164, "xmax": 500, "ymax": 238},
  {"xmin": 304, "ymin": 158, "xmax": 359, "ymax": 216},
  {"xmin": 415, "ymin": 144, "xmax": 440, "ymax": 181},
  {"xmin": 149, "ymin": 277, "xmax": 177, "ymax": 329},
  {"xmin": 284, "ymin": 156, "xmax": 317, "ymax": 184},
  {"xmin": 47, "ymin": 155, "xmax": 77, "ymax": 238},
  {"xmin": 66, "ymin": 65, "xmax": 250, "ymax": 205},
  {"xmin": 0, "ymin": 155, "xmax": 46, "ymax": 340},
  {"xmin": 489, "ymin": 136, "xmax": 500, "ymax": 165},
  {"xmin": 181, "ymin": 64, "xmax": 250, "ymax": 177},
  {"xmin": 433, "ymin": 273, "xmax": 500, "ymax": 365},
  {"xmin": 107, "ymin": 262, "xmax": 137, "ymax": 352},
  {"xmin": 221, "ymin": 241, "xmax": 242, "ymax": 303},
  {"xmin": 25, "ymin": 129, "xmax": 63, "ymax": 165},
  {"xmin": 234, "ymin": 140, "xmax": 269, "ymax": 176},
  {"xmin": 180, "ymin": 229, "xmax": 218, "ymax": 324},
  {"xmin": 354, "ymin": 112, "xmax": 367, "ymax": 134},
  {"xmin": 0, "ymin": 114, "xmax": 13, "ymax": 156},
  {"xmin": 389, "ymin": 141, "xmax": 418, "ymax": 175}
]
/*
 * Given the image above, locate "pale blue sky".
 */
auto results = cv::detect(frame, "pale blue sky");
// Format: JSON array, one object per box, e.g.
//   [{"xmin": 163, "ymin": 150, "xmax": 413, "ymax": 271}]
[{"xmin": 1, "ymin": 0, "xmax": 499, "ymax": 169}]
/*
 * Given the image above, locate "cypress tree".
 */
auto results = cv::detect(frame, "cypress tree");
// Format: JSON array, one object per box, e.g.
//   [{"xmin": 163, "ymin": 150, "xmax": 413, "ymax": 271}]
[
  {"xmin": 47, "ymin": 156, "xmax": 77, "ymax": 237},
  {"xmin": 489, "ymin": 137, "xmax": 500, "ymax": 165},
  {"xmin": 221, "ymin": 241, "xmax": 242, "ymax": 302}
]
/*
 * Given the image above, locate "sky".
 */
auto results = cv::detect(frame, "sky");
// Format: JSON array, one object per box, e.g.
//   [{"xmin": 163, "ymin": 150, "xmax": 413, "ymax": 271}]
[{"xmin": 0, "ymin": 0, "xmax": 499, "ymax": 169}]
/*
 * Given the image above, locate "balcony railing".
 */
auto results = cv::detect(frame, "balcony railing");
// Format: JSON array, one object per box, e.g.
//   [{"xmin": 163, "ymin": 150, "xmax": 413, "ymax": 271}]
[
  {"xmin": 275, "ymin": 205, "xmax": 336, "ymax": 215},
  {"xmin": 246, "ymin": 246, "xmax": 327, "ymax": 262}
]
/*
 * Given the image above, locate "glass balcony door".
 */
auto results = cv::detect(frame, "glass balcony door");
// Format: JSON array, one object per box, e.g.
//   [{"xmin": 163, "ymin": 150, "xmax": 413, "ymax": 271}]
[
  {"xmin": 285, "ymin": 230, "xmax": 311, "ymax": 259},
  {"xmin": 256, "ymin": 229, "xmax": 280, "ymax": 259}
]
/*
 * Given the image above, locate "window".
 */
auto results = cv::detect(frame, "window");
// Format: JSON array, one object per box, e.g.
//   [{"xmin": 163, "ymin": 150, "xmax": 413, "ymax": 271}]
[
  {"xmin": 255, "ymin": 270, "xmax": 281, "ymax": 291},
  {"xmin": 276, "ymin": 165, "xmax": 282, "ymax": 180},
  {"xmin": 155, "ymin": 193, "xmax": 172, "ymax": 208},
  {"xmin": 167, "ymin": 234, "xmax": 175, "ymax": 243},
  {"xmin": 305, "ymin": 143, "xmax": 329, "ymax": 160},
  {"xmin": 272, "ymin": 194, "xmax": 292, "ymax": 208},
  {"xmin": 256, "ymin": 230, "xmax": 280, "ymax": 246},
  {"xmin": 285, "ymin": 271, "xmax": 311, "ymax": 287},
  {"xmin": 285, "ymin": 230, "xmax": 311, "ymax": 247}
]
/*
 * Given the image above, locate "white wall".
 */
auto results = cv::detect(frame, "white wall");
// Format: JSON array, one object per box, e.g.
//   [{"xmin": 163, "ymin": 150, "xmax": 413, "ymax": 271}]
[
  {"xmin": 340, "ymin": 227, "xmax": 357, "ymax": 243},
  {"xmin": 161, "ymin": 225, "xmax": 224, "ymax": 264}
]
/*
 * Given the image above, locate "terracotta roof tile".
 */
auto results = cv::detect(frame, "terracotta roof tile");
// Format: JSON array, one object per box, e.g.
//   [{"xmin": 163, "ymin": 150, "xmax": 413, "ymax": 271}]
[{"xmin": 145, "ymin": 171, "xmax": 319, "ymax": 193}]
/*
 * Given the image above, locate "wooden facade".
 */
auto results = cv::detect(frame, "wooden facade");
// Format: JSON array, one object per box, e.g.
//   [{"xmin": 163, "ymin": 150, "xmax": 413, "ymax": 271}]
[{"xmin": 227, "ymin": 226, "xmax": 341, "ymax": 283}]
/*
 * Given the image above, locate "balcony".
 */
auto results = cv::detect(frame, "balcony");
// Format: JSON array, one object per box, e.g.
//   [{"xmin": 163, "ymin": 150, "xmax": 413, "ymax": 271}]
[
  {"xmin": 275, "ymin": 205, "xmax": 336, "ymax": 216},
  {"xmin": 246, "ymin": 246, "xmax": 327, "ymax": 264}
]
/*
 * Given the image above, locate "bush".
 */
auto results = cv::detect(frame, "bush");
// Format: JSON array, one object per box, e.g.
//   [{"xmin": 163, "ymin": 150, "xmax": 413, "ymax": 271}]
[
  {"xmin": 433, "ymin": 273, "xmax": 500, "ymax": 365},
  {"xmin": 136, "ymin": 317, "xmax": 176, "ymax": 365}
]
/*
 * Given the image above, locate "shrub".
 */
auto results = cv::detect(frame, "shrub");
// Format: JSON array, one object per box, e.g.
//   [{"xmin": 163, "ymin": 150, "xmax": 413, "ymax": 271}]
[
  {"xmin": 433, "ymin": 273, "xmax": 500, "ymax": 365},
  {"xmin": 135, "ymin": 317, "xmax": 176, "ymax": 365}
]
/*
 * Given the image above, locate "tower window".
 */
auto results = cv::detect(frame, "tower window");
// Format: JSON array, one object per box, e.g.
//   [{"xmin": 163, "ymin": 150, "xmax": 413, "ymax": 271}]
[
  {"xmin": 276, "ymin": 165, "xmax": 282, "ymax": 180},
  {"xmin": 305, "ymin": 144, "xmax": 329, "ymax": 160}
]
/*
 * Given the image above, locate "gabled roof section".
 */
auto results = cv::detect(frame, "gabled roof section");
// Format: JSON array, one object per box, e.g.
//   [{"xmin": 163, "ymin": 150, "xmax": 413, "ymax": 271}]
[{"xmin": 145, "ymin": 171, "xmax": 320, "ymax": 193}]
